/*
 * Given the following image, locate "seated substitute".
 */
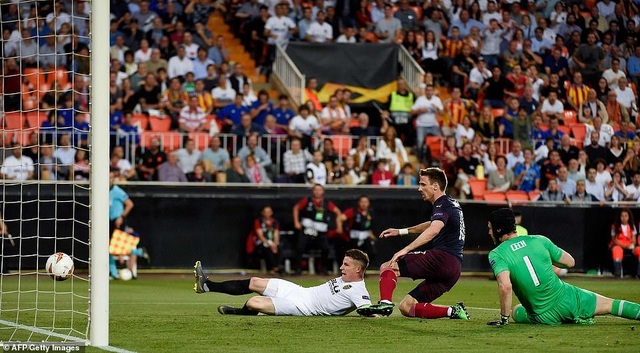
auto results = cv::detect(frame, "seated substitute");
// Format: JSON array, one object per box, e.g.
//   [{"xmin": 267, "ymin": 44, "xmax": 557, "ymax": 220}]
[
  {"xmin": 193, "ymin": 249, "xmax": 372, "ymax": 316},
  {"xmin": 487, "ymin": 208, "xmax": 640, "ymax": 326}
]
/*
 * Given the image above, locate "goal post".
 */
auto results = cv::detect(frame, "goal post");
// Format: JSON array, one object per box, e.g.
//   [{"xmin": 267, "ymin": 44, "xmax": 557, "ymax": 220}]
[
  {"xmin": 0, "ymin": 0, "xmax": 109, "ymax": 346},
  {"xmin": 89, "ymin": 0, "xmax": 110, "ymax": 347}
]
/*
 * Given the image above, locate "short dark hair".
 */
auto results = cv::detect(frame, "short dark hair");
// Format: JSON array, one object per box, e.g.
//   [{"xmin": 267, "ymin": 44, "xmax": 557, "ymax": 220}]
[
  {"xmin": 419, "ymin": 167, "xmax": 448, "ymax": 191},
  {"xmin": 345, "ymin": 249, "xmax": 369, "ymax": 272}
]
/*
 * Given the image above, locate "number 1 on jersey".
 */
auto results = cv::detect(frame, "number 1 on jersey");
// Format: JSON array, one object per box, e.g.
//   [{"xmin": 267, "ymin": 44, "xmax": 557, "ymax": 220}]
[{"xmin": 523, "ymin": 256, "xmax": 540, "ymax": 287}]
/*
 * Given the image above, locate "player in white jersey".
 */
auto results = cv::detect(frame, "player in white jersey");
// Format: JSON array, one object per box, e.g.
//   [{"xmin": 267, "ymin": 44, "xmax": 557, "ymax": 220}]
[{"xmin": 194, "ymin": 249, "xmax": 372, "ymax": 316}]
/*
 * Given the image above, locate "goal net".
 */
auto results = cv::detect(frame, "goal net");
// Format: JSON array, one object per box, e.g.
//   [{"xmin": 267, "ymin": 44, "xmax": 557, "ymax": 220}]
[{"xmin": 0, "ymin": 0, "xmax": 108, "ymax": 345}]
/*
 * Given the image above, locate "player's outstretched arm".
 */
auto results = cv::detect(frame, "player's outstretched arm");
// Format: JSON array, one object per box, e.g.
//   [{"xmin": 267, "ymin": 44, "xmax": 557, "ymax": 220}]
[
  {"xmin": 380, "ymin": 221, "xmax": 432, "ymax": 238},
  {"xmin": 389, "ymin": 221, "xmax": 443, "ymax": 263}
]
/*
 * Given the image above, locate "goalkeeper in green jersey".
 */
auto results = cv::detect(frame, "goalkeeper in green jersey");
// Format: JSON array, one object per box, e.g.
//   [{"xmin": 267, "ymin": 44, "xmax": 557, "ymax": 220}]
[{"xmin": 486, "ymin": 208, "xmax": 640, "ymax": 326}]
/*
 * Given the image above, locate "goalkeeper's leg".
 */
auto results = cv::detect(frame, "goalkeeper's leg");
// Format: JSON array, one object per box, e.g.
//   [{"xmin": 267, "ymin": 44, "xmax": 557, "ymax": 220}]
[
  {"xmin": 512, "ymin": 304, "xmax": 533, "ymax": 324},
  {"xmin": 597, "ymin": 294, "xmax": 640, "ymax": 320}
]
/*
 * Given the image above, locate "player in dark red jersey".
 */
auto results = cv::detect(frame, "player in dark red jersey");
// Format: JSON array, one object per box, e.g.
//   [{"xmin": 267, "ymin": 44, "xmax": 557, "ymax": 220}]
[{"xmin": 357, "ymin": 167, "xmax": 470, "ymax": 319}]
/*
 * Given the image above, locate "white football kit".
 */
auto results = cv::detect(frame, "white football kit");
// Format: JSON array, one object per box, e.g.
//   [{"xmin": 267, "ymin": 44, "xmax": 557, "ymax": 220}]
[{"xmin": 264, "ymin": 277, "xmax": 371, "ymax": 316}]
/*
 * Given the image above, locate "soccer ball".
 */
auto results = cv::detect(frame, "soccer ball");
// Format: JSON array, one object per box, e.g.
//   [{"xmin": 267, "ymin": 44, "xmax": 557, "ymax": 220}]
[
  {"xmin": 118, "ymin": 268, "xmax": 133, "ymax": 281},
  {"xmin": 46, "ymin": 252, "xmax": 74, "ymax": 281}
]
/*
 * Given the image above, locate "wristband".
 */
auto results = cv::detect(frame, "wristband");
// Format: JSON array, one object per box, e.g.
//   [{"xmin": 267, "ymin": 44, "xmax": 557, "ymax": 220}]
[{"xmin": 399, "ymin": 228, "xmax": 409, "ymax": 236}]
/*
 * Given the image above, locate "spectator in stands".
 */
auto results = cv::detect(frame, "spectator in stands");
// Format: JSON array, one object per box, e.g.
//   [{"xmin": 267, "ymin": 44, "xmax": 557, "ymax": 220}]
[
  {"xmin": 53, "ymin": 134, "xmax": 76, "ymax": 168},
  {"xmin": 482, "ymin": 142, "xmax": 499, "ymax": 177},
  {"xmin": 573, "ymin": 32, "xmax": 605, "ymax": 87},
  {"xmin": 450, "ymin": 9, "xmax": 484, "ymax": 37},
  {"xmin": 483, "ymin": 66, "xmax": 516, "ymax": 109},
  {"xmin": 245, "ymin": 154, "xmax": 272, "ymax": 184},
  {"xmin": 487, "ymin": 155, "xmax": 514, "ymax": 193},
  {"xmin": 566, "ymin": 179, "xmax": 599, "ymax": 204},
  {"xmin": 242, "ymin": 82, "xmax": 258, "ymax": 107},
  {"xmin": 305, "ymin": 150, "xmax": 328, "ymax": 185},
  {"xmin": 349, "ymin": 112, "xmax": 381, "ymax": 137},
  {"xmin": 1, "ymin": 143, "xmax": 34, "ymax": 181},
  {"xmin": 602, "ymin": 169, "xmax": 628, "ymax": 202},
  {"xmin": 176, "ymin": 138, "xmax": 202, "ymax": 175},
  {"xmin": 603, "ymin": 58, "xmax": 626, "ymax": 90},
  {"xmin": 474, "ymin": 105, "xmax": 498, "ymax": 139},
  {"xmin": 375, "ymin": 3, "xmax": 402, "ymax": 43},
  {"xmin": 622, "ymin": 146, "xmax": 640, "ymax": 178},
  {"xmin": 219, "ymin": 94, "xmax": 248, "ymax": 131},
  {"xmin": 625, "ymin": 172, "xmax": 640, "ymax": 200},
  {"xmin": 229, "ymin": 63, "xmax": 251, "ymax": 95},
  {"xmin": 455, "ymin": 115, "xmax": 475, "ymax": 148},
  {"xmin": 467, "ymin": 56, "xmax": 491, "ymax": 100},
  {"xmin": 234, "ymin": 112, "xmax": 267, "ymax": 137},
  {"xmin": 283, "ymin": 138, "xmax": 312, "ymax": 183},
  {"xmin": 38, "ymin": 142, "xmax": 66, "ymax": 181},
  {"xmin": 336, "ymin": 25, "xmax": 358, "ymax": 43},
  {"xmin": 544, "ymin": 47, "xmax": 569, "ymax": 79},
  {"xmin": 71, "ymin": 150, "xmax": 90, "ymax": 181},
  {"xmin": 193, "ymin": 47, "xmax": 214, "ymax": 81},
  {"xmin": 455, "ymin": 142, "xmax": 480, "ymax": 199},
  {"xmin": 264, "ymin": 114, "xmax": 288, "ymax": 136},
  {"xmin": 250, "ymin": 90, "xmax": 274, "ymax": 126},
  {"xmin": 614, "ymin": 77, "xmax": 636, "ymax": 114},
  {"xmin": 158, "ymin": 151, "xmax": 188, "ymax": 182},
  {"xmin": 480, "ymin": 19, "xmax": 503, "ymax": 68},
  {"xmin": 594, "ymin": 158, "xmax": 613, "ymax": 186},
  {"xmin": 586, "ymin": 116, "xmax": 615, "ymax": 148},
  {"xmin": 110, "ymin": 146, "xmax": 136, "ymax": 181},
  {"xmin": 540, "ymin": 148, "xmax": 564, "ymax": 190},
  {"xmin": 320, "ymin": 94, "xmax": 348, "ymax": 135},
  {"xmin": 506, "ymin": 140, "xmax": 525, "ymax": 170},
  {"xmin": 138, "ymin": 136, "xmax": 167, "ymax": 181},
  {"xmin": 377, "ymin": 126, "xmax": 408, "ymax": 177},
  {"xmin": 502, "ymin": 40, "xmax": 523, "ymax": 74},
  {"xmin": 200, "ymin": 135, "xmax": 230, "ymax": 179},
  {"xmin": 168, "ymin": 45, "xmax": 194, "ymax": 80},
  {"xmin": 297, "ymin": 6, "xmax": 314, "ymax": 40},
  {"xmin": 134, "ymin": 73, "xmax": 163, "ymax": 114},
  {"xmin": 556, "ymin": 166, "xmax": 577, "ymax": 196},
  {"xmin": 605, "ymin": 90, "xmax": 630, "ymax": 126},
  {"xmin": 187, "ymin": 162, "xmax": 212, "ymax": 183},
  {"xmin": 306, "ymin": 10, "xmax": 334, "ymax": 42},
  {"xmin": 540, "ymin": 91, "xmax": 565, "ymax": 124},
  {"xmin": 540, "ymin": 178, "xmax": 566, "ymax": 201},
  {"xmin": 557, "ymin": 134, "xmax": 579, "ymax": 166},
  {"xmin": 607, "ymin": 135, "xmax": 626, "ymax": 168},
  {"xmin": 178, "ymin": 96, "xmax": 207, "ymax": 133},
  {"xmin": 584, "ymin": 131, "xmax": 608, "ymax": 165},
  {"xmin": 628, "ymin": 46, "xmax": 640, "ymax": 89},
  {"xmin": 396, "ymin": 162, "xmax": 417, "ymax": 186},
  {"xmin": 616, "ymin": 120, "xmax": 637, "ymax": 143},
  {"xmin": 442, "ymin": 87, "xmax": 477, "ymax": 137},
  {"xmin": 110, "ymin": 34, "xmax": 129, "ymax": 65},
  {"xmin": 514, "ymin": 147, "xmax": 540, "ymax": 192},
  {"xmin": 289, "ymin": 104, "xmax": 321, "ymax": 149},
  {"xmin": 579, "ymin": 89, "xmax": 608, "ymax": 125},
  {"xmin": 264, "ymin": 3, "xmax": 297, "ymax": 72},
  {"xmin": 530, "ymin": 113, "xmax": 549, "ymax": 150},
  {"xmin": 585, "ymin": 166, "xmax": 605, "ymax": 201},
  {"xmin": 212, "ymin": 77, "xmax": 237, "ymax": 109},
  {"xmin": 412, "ymin": 84, "xmax": 443, "ymax": 161},
  {"xmin": 226, "ymin": 155, "xmax": 250, "ymax": 183},
  {"xmin": 147, "ymin": 49, "xmax": 168, "ymax": 77},
  {"xmin": 370, "ymin": 159, "xmax": 394, "ymax": 186},
  {"xmin": 451, "ymin": 43, "xmax": 476, "ymax": 89},
  {"xmin": 567, "ymin": 158, "xmax": 586, "ymax": 183}
]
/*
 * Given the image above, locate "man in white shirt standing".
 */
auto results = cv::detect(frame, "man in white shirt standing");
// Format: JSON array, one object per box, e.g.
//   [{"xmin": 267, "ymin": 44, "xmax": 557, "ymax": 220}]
[
  {"xmin": 1, "ymin": 143, "xmax": 34, "ymax": 181},
  {"xmin": 306, "ymin": 11, "xmax": 333, "ymax": 42},
  {"xmin": 264, "ymin": 3, "xmax": 297, "ymax": 67},
  {"xmin": 411, "ymin": 84, "xmax": 444, "ymax": 162},
  {"xmin": 194, "ymin": 248, "xmax": 373, "ymax": 316},
  {"xmin": 614, "ymin": 77, "xmax": 636, "ymax": 112},
  {"xmin": 585, "ymin": 166, "xmax": 605, "ymax": 201},
  {"xmin": 625, "ymin": 172, "xmax": 640, "ymax": 201},
  {"xmin": 602, "ymin": 58, "xmax": 626, "ymax": 90},
  {"xmin": 168, "ymin": 45, "xmax": 195, "ymax": 79},
  {"xmin": 468, "ymin": 57, "xmax": 492, "ymax": 99}
]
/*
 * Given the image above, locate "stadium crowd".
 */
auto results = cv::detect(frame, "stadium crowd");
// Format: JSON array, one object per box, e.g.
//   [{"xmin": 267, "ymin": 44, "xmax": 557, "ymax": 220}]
[{"xmin": 0, "ymin": 0, "xmax": 639, "ymax": 203}]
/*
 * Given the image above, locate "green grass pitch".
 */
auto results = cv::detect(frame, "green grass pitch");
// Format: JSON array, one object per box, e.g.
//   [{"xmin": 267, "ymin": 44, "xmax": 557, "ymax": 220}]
[{"xmin": 2, "ymin": 274, "xmax": 640, "ymax": 352}]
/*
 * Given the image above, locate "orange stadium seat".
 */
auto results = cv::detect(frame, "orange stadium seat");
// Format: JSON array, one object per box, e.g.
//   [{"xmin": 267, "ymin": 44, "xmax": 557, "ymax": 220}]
[
  {"xmin": 131, "ymin": 114, "xmax": 149, "ymax": 130},
  {"xmin": 563, "ymin": 110, "xmax": 577, "ymax": 126},
  {"xmin": 557, "ymin": 125, "xmax": 571, "ymax": 135},
  {"xmin": 23, "ymin": 67, "xmax": 45, "ymax": 91},
  {"xmin": 571, "ymin": 124, "xmax": 587, "ymax": 143},
  {"xmin": 469, "ymin": 178, "xmax": 487, "ymax": 200},
  {"xmin": 506, "ymin": 190, "xmax": 529, "ymax": 204},
  {"xmin": 16, "ymin": 129, "xmax": 38, "ymax": 146},
  {"xmin": 528, "ymin": 190, "xmax": 542, "ymax": 201},
  {"xmin": 3, "ymin": 112, "xmax": 24, "ymax": 130},
  {"xmin": 148, "ymin": 116, "xmax": 172, "ymax": 132},
  {"xmin": 331, "ymin": 135, "xmax": 353, "ymax": 157},
  {"xmin": 426, "ymin": 136, "xmax": 444, "ymax": 160},
  {"xmin": 26, "ymin": 111, "xmax": 48, "ymax": 129},
  {"xmin": 46, "ymin": 69, "xmax": 69, "ymax": 89},
  {"xmin": 161, "ymin": 132, "xmax": 183, "ymax": 151},
  {"xmin": 483, "ymin": 192, "xmax": 507, "ymax": 203}
]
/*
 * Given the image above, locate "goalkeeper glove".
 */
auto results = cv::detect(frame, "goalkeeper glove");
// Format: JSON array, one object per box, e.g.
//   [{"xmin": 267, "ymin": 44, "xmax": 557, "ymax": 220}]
[{"xmin": 487, "ymin": 314, "xmax": 509, "ymax": 326}]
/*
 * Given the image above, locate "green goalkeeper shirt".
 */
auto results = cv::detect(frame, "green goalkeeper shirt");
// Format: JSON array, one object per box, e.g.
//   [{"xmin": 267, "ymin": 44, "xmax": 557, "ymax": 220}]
[{"xmin": 489, "ymin": 235, "xmax": 566, "ymax": 315}]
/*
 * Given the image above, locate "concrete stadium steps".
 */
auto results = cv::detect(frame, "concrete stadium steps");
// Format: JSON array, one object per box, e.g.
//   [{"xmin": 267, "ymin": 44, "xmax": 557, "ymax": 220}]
[{"xmin": 207, "ymin": 12, "xmax": 265, "ymax": 84}]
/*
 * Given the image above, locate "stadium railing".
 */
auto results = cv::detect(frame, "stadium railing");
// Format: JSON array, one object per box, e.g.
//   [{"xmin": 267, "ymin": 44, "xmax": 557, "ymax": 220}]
[
  {"xmin": 398, "ymin": 43, "xmax": 425, "ymax": 93},
  {"xmin": 272, "ymin": 43, "xmax": 306, "ymax": 108},
  {"xmin": 112, "ymin": 131, "xmax": 383, "ymax": 175}
]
